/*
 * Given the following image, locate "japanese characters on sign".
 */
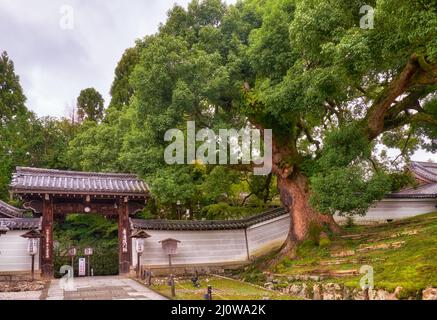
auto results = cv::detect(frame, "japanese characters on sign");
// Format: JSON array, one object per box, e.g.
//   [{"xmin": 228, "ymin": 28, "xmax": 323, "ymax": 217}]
[
  {"xmin": 68, "ymin": 247, "xmax": 77, "ymax": 257},
  {"xmin": 78, "ymin": 258, "xmax": 86, "ymax": 276},
  {"xmin": 84, "ymin": 247, "xmax": 93, "ymax": 256},
  {"xmin": 45, "ymin": 227, "xmax": 51, "ymax": 259},
  {"xmin": 136, "ymin": 239, "xmax": 144, "ymax": 253},
  {"xmin": 28, "ymin": 238, "xmax": 38, "ymax": 255},
  {"xmin": 122, "ymin": 228, "xmax": 128, "ymax": 253}
]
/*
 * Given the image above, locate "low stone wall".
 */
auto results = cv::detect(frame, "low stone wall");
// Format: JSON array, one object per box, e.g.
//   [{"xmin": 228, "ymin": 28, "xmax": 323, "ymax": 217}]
[{"xmin": 0, "ymin": 231, "xmax": 40, "ymax": 273}]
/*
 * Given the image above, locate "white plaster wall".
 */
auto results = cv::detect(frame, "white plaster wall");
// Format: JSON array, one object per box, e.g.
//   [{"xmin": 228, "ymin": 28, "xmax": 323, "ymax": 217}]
[
  {"xmin": 246, "ymin": 215, "xmax": 289, "ymax": 258},
  {"xmin": 335, "ymin": 198, "xmax": 437, "ymax": 223},
  {"xmin": 133, "ymin": 229, "xmax": 249, "ymax": 267},
  {"xmin": 0, "ymin": 231, "xmax": 40, "ymax": 272}
]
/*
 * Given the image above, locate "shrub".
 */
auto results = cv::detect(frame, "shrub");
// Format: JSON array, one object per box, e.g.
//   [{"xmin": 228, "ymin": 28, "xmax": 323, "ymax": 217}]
[
  {"xmin": 319, "ymin": 237, "xmax": 331, "ymax": 248},
  {"xmin": 308, "ymin": 222, "xmax": 323, "ymax": 245}
]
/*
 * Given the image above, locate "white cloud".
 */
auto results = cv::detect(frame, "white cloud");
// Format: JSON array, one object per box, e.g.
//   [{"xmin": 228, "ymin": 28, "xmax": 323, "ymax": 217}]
[{"xmin": 1, "ymin": 0, "xmax": 237, "ymax": 117}]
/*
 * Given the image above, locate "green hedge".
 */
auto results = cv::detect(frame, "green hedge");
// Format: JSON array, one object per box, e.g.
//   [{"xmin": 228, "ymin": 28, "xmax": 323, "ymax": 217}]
[
  {"xmin": 54, "ymin": 249, "xmax": 119, "ymax": 278},
  {"xmin": 53, "ymin": 214, "xmax": 119, "ymax": 278}
]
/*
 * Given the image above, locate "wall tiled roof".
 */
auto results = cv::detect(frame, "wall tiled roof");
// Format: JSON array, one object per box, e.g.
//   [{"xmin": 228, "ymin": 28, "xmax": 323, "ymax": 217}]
[
  {"xmin": 0, "ymin": 200, "xmax": 25, "ymax": 218},
  {"xmin": 388, "ymin": 183, "xmax": 437, "ymax": 199},
  {"xmin": 389, "ymin": 161, "xmax": 437, "ymax": 198},
  {"xmin": 0, "ymin": 217, "xmax": 41, "ymax": 230},
  {"xmin": 131, "ymin": 207, "xmax": 288, "ymax": 231},
  {"xmin": 410, "ymin": 161, "xmax": 437, "ymax": 183},
  {"xmin": 11, "ymin": 167, "xmax": 149, "ymax": 197}
]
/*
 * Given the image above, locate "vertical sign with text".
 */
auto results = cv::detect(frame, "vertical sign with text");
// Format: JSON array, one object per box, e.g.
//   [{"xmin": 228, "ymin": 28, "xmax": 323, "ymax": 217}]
[{"xmin": 78, "ymin": 258, "xmax": 86, "ymax": 276}]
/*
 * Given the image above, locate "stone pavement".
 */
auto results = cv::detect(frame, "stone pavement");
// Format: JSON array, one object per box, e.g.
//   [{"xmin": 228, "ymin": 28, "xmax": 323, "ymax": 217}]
[
  {"xmin": 0, "ymin": 290, "xmax": 42, "ymax": 300},
  {"xmin": 0, "ymin": 276, "xmax": 167, "ymax": 300},
  {"xmin": 47, "ymin": 276, "xmax": 167, "ymax": 300}
]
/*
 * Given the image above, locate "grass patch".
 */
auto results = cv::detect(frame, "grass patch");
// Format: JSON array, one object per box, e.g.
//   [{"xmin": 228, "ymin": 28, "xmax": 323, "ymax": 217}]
[{"xmin": 150, "ymin": 276, "xmax": 298, "ymax": 300}]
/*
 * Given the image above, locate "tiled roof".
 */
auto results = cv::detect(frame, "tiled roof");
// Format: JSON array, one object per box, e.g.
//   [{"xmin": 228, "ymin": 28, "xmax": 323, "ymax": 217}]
[
  {"xmin": 0, "ymin": 217, "xmax": 42, "ymax": 230},
  {"xmin": 131, "ymin": 207, "xmax": 288, "ymax": 231},
  {"xmin": 388, "ymin": 162, "xmax": 437, "ymax": 198},
  {"xmin": 388, "ymin": 183, "xmax": 437, "ymax": 199},
  {"xmin": 387, "ymin": 161, "xmax": 437, "ymax": 199},
  {"xmin": 410, "ymin": 161, "xmax": 437, "ymax": 183},
  {"xmin": 0, "ymin": 200, "xmax": 25, "ymax": 218},
  {"xmin": 11, "ymin": 167, "xmax": 149, "ymax": 197}
]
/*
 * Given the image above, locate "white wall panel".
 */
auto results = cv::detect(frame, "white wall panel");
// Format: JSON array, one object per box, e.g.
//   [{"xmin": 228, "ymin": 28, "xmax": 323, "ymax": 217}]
[{"xmin": 0, "ymin": 231, "xmax": 40, "ymax": 272}]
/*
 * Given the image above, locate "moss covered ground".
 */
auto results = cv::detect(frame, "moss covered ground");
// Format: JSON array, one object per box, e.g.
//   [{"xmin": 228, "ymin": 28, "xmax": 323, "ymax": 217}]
[{"xmin": 242, "ymin": 212, "xmax": 437, "ymax": 299}]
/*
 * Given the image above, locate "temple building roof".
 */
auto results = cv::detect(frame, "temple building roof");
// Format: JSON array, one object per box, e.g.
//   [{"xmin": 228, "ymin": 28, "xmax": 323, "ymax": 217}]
[
  {"xmin": 0, "ymin": 200, "xmax": 25, "ymax": 218},
  {"xmin": 10, "ymin": 167, "xmax": 149, "ymax": 198},
  {"xmin": 131, "ymin": 207, "xmax": 288, "ymax": 231},
  {"xmin": 410, "ymin": 161, "xmax": 437, "ymax": 183},
  {"xmin": 389, "ymin": 161, "xmax": 437, "ymax": 199}
]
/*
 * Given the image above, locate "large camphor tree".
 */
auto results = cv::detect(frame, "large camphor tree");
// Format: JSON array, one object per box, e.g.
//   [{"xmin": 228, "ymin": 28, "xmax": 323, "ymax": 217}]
[
  {"xmin": 238, "ymin": 0, "xmax": 437, "ymax": 256},
  {"xmin": 69, "ymin": 0, "xmax": 437, "ymax": 258}
]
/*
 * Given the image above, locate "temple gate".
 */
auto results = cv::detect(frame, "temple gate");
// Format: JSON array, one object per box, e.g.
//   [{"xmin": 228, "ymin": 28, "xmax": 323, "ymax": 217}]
[{"xmin": 10, "ymin": 167, "xmax": 149, "ymax": 278}]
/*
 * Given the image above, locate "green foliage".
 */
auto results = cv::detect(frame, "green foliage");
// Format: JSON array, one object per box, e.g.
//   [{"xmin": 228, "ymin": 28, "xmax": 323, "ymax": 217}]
[
  {"xmin": 308, "ymin": 222, "xmax": 323, "ymax": 245},
  {"xmin": 388, "ymin": 171, "xmax": 417, "ymax": 192},
  {"xmin": 201, "ymin": 166, "xmax": 241, "ymax": 202},
  {"xmin": 243, "ymin": 269, "xmax": 267, "ymax": 284},
  {"xmin": 77, "ymin": 88, "xmax": 105, "ymax": 122},
  {"xmin": 414, "ymin": 96, "xmax": 437, "ymax": 152},
  {"xmin": 310, "ymin": 166, "xmax": 391, "ymax": 216},
  {"xmin": 318, "ymin": 126, "xmax": 371, "ymax": 169},
  {"xmin": 0, "ymin": 51, "xmax": 27, "ymax": 119},
  {"xmin": 318, "ymin": 236, "xmax": 331, "ymax": 248},
  {"xmin": 201, "ymin": 202, "xmax": 265, "ymax": 220},
  {"xmin": 54, "ymin": 214, "xmax": 119, "ymax": 277},
  {"xmin": 109, "ymin": 46, "xmax": 141, "ymax": 111},
  {"xmin": 3, "ymin": 0, "xmax": 436, "ymax": 221},
  {"xmin": 54, "ymin": 250, "xmax": 119, "ymax": 278},
  {"xmin": 67, "ymin": 119, "xmax": 124, "ymax": 172}
]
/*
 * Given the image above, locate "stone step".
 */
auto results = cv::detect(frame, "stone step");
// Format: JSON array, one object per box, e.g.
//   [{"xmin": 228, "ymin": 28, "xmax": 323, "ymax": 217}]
[
  {"xmin": 320, "ymin": 257, "xmax": 387, "ymax": 266},
  {"xmin": 331, "ymin": 250, "xmax": 356, "ymax": 258},
  {"xmin": 356, "ymin": 241, "xmax": 405, "ymax": 252}
]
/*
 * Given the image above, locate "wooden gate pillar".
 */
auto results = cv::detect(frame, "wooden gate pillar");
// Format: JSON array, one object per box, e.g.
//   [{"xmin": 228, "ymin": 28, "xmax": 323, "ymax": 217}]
[
  {"xmin": 118, "ymin": 197, "xmax": 132, "ymax": 274},
  {"xmin": 41, "ymin": 194, "xmax": 54, "ymax": 278}
]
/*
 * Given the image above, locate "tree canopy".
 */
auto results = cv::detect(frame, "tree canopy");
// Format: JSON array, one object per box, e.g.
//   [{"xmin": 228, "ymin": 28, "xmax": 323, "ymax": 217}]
[
  {"xmin": 77, "ymin": 87, "xmax": 105, "ymax": 122},
  {"xmin": 2, "ymin": 0, "xmax": 436, "ymax": 254}
]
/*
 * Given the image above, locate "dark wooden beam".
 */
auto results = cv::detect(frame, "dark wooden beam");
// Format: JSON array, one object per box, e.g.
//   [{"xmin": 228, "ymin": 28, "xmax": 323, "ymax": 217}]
[
  {"xmin": 41, "ymin": 194, "xmax": 54, "ymax": 278},
  {"xmin": 22, "ymin": 199, "xmax": 145, "ymax": 216},
  {"xmin": 118, "ymin": 197, "xmax": 132, "ymax": 274}
]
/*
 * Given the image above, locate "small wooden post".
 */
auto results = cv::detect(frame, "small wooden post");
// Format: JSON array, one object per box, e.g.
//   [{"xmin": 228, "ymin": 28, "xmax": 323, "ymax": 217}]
[
  {"xmin": 31, "ymin": 254, "xmax": 35, "ymax": 281},
  {"xmin": 71, "ymin": 256, "xmax": 74, "ymax": 276},
  {"xmin": 207, "ymin": 285, "xmax": 213, "ymax": 300},
  {"xmin": 169, "ymin": 254, "xmax": 176, "ymax": 297},
  {"xmin": 147, "ymin": 270, "xmax": 152, "ymax": 286},
  {"xmin": 137, "ymin": 252, "xmax": 141, "ymax": 278}
]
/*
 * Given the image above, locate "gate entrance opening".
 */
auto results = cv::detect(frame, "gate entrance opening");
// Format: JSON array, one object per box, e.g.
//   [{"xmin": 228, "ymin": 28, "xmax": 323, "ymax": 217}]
[{"xmin": 10, "ymin": 167, "xmax": 149, "ymax": 278}]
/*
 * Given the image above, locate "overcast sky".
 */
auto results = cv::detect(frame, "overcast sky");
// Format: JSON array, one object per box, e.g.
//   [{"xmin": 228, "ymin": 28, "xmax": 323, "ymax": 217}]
[
  {"xmin": 0, "ymin": 0, "xmax": 434, "ymax": 162},
  {"xmin": 0, "ymin": 0, "xmax": 238, "ymax": 118}
]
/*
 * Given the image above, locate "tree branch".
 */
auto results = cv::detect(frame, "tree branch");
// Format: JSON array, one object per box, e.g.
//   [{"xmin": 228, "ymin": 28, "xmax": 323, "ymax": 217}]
[{"xmin": 365, "ymin": 54, "xmax": 437, "ymax": 140}]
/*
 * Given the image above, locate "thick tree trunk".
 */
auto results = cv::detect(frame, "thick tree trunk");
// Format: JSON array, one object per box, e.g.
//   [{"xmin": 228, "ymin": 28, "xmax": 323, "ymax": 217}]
[
  {"xmin": 248, "ymin": 114, "xmax": 341, "ymax": 262},
  {"xmin": 275, "ymin": 171, "xmax": 341, "ymax": 259}
]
